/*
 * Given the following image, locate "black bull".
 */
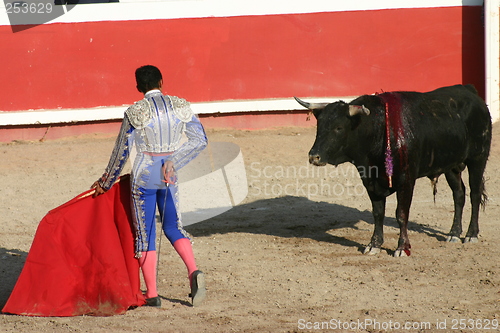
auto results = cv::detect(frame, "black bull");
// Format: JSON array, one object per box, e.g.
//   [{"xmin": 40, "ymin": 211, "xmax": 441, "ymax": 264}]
[{"xmin": 295, "ymin": 84, "xmax": 492, "ymax": 256}]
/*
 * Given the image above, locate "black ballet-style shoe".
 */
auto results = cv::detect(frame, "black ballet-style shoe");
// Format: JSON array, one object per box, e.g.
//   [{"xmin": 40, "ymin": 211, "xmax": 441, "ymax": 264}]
[
  {"xmin": 189, "ymin": 270, "xmax": 206, "ymax": 307},
  {"xmin": 144, "ymin": 296, "xmax": 161, "ymax": 308}
]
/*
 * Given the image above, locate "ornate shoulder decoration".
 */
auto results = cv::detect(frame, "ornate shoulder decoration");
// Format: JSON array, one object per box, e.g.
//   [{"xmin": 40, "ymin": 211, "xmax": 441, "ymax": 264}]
[
  {"xmin": 170, "ymin": 96, "xmax": 194, "ymax": 123},
  {"xmin": 125, "ymin": 99, "xmax": 152, "ymax": 129}
]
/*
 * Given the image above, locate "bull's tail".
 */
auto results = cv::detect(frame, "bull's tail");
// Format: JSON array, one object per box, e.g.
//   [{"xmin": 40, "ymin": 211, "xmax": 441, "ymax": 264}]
[{"xmin": 480, "ymin": 176, "xmax": 488, "ymax": 210}]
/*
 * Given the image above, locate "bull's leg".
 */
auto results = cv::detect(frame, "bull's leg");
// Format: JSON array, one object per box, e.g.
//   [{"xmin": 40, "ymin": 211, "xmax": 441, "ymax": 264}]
[
  {"xmin": 364, "ymin": 195, "xmax": 386, "ymax": 255},
  {"xmin": 394, "ymin": 181, "xmax": 415, "ymax": 257},
  {"xmin": 444, "ymin": 170, "xmax": 465, "ymax": 243},
  {"xmin": 464, "ymin": 160, "xmax": 487, "ymax": 243}
]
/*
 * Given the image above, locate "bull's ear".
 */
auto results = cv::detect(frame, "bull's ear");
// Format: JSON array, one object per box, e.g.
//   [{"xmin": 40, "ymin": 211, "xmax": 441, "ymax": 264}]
[{"xmin": 348, "ymin": 105, "xmax": 370, "ymax": 116}]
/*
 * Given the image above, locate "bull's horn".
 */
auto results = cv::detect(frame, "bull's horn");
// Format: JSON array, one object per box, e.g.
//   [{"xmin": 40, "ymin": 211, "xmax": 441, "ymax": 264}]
[
  {"xmin": 294, "ymin": 96, "xmax": 329, "ymax": 110},
  {"xmin": 349, "ymin": 105, "xmax": 370, "ymax": 116}
]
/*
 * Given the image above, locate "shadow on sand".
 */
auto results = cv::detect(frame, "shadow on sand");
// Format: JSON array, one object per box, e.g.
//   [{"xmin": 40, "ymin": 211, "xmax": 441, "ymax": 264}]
[
  {"xmin": 185, "ymin": 195, "xmax": 448, "ymax": 254},
  {"xmin": 0, "ymin": 248, "xmax": 26, "ymax": 309},
  {"xmin": 0, "ymin": 195, "xmax": 449, "ymax": 310}
]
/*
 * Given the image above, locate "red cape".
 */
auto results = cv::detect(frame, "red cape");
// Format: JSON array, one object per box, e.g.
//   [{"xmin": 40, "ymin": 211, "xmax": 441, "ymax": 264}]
[{"xmin": 2, "ymin": 175, "xmax": 146, "ymax": 316}]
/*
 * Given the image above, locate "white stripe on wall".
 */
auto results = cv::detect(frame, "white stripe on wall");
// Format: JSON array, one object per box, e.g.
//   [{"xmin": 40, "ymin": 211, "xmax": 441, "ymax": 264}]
[
  {"xmin": 0, "ymin": 97, "xmax": 355, "ymax": 126},
  {"xmin": 0, "ymin": 0, "xmax": 483, "ymax": 26}
]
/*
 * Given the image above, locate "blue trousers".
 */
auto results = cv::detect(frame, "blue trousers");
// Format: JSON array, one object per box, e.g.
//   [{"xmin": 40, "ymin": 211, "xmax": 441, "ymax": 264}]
[
  {"xmin": 131, "ymin": 154, "xmax": 187, "ymax": 252},
  {"xmin": 140, "ymin": 187, "xmax": 186, "ymax": 250}
]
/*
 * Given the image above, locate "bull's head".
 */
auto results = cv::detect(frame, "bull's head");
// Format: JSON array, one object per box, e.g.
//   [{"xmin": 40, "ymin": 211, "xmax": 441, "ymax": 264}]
[{"xmin": 294, "ymin": 97, "xmax": 370, "ymax": 167}]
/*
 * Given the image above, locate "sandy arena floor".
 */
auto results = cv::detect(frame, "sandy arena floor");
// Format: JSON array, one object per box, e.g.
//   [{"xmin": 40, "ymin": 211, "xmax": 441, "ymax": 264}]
[{"xmin": 1, "ymin": 122, "xmax": 500, "ymax": 332}]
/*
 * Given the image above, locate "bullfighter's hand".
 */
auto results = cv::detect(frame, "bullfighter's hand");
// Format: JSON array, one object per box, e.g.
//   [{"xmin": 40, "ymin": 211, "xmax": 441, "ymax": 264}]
[
  {"xmin": 91, "ymin": 181, "xmax": 107, "ymax": 198},
  {"xmin": 162, "ymin": 160, "xmax": 175, "ymax": 185}
]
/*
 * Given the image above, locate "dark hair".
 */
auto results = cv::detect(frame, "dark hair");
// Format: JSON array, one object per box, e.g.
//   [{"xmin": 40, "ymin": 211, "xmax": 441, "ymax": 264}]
[{"xmin": 135, "ymin": 65, "xmax": 163, "ymax": 93}]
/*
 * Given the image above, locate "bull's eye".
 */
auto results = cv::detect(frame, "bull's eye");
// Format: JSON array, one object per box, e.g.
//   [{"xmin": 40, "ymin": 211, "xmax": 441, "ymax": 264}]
[{"xmin": 335, "ymin": 126, "xmax": 343, "ymax": 133}]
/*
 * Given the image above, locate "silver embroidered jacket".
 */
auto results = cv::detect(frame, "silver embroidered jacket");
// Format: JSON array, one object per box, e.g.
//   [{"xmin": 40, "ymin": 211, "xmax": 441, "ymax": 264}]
[{"xmin": 98, "ymin": 90, "xmax": 208, "ymax": 190}]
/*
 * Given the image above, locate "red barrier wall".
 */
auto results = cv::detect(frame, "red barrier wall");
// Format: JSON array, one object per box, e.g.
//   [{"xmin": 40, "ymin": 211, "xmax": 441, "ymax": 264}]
[{"xmin": 0, "ymin": 6, "xmax": 485, "ymax": 112}]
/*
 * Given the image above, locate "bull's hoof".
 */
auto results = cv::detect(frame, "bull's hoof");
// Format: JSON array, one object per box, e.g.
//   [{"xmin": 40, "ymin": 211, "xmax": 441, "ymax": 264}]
[
  {"xmin": 394, "ymin": 249, "xmax": 410, "ymax": 257},
  {"xmin": 463, "ymin": 237, "xmax": 478, "ymax": 243},
  {"xmin": 446, "ymin": 235, "xmax": 461, "ymax": 243},
  {"xmin": 363, "ymin": 246, "xmax": 381, "ymax": 255}
]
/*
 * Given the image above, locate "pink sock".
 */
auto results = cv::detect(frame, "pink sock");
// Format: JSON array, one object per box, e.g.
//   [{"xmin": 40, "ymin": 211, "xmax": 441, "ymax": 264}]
[
  {"xmin": 138, "ymin": 251, "xmax": 158, "ymax": 298},
  {"xmin": 173, "ymin": 238, "xmax": 198, "ymax": 283}
]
